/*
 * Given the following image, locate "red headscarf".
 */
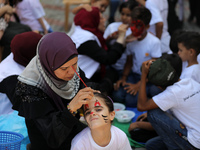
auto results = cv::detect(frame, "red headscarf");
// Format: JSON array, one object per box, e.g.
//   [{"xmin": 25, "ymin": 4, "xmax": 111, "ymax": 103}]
[
  {"xmin": 11, "ymin": 32, "xmax": 42, "ymax": 67},
  {"xmin": 74, "ymin": 7, "xmax": 107, "ymax": 50}
]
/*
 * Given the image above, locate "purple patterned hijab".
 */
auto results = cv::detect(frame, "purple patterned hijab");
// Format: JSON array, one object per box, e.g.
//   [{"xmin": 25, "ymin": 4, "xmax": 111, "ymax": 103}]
[{"xmin": 18, "ymin": 32, "xmax": 80, "ymax": 110}]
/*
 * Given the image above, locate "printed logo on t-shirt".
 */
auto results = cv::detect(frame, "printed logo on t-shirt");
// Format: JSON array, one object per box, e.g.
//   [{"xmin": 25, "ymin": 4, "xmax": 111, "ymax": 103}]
[
  {"xmin": 145, "ymin": 53, "xmax": 149, "ymax": 57},
  {"xmin": 183, "ymin": 90, "xmax": 200, "ymax": 101}
]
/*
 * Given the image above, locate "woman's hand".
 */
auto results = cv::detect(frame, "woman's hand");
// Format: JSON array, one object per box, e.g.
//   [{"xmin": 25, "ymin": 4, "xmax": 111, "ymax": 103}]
[
  {"xmin": 118, "ymin": 24, "xmax": 129, "ymax": 35},
  {"xmin": 116, "ymin": 24, "xmax": 129, "ymax": 44},
  {"xmin": 5, "ymin": 5, "xmax": 13, "ymax": 15},
  {"xmin": 68, "ymin": 87, "xmax": 98, "ymax": 112},
  {"xmin": 125, "ymin": 34, "xmax": 142, "ymax": 43}
]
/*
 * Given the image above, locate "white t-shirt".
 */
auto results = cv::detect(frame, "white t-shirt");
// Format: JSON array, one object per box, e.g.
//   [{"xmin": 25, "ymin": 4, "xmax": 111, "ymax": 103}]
[
  {"xmin": 16, "ymin": 0, "xmax": 50, "ymax": 31},
  {"xmin": 0, "ymin": 53, "xmax": 25, "ymax": 115},
  {"xmin": 153, "ymin": 78, "xmax": 200, "ymax": 149},
  {"xmin": 103, "ymin": 22, "xmax": 132, "ymax": 39},
  {"xmin": 180, "ymin": 64, "xmax": 200, "ymax": 83},
  {"xmin": 104, "ymin": 22, "xmax": 132, "ymax": 71},
  {"xmin": 70, "ymin": 26, "xmax": 101, "ymax": 79},
  {"xmin": 146, "ymin": 0, "xmax": 172, "ymax": 54},
  {"xmin": 126, "ymin": 32, "xmax": 162, "ymax": 75},
  {"xmin": 71, "ymin": 126, "xmax": 132, "ymax": 150}
]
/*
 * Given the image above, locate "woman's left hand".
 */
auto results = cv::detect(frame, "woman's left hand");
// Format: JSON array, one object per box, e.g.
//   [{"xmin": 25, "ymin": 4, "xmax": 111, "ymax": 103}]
[{"xmin": 68, "ymin": 87, "xmax": 98, "ymax": 112}]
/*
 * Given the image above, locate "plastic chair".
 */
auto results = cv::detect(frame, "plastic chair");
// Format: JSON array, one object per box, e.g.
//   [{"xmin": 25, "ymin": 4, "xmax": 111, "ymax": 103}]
[{"xmin": 62, "ymin": 0, "xmax": 90, "ymax": 31}]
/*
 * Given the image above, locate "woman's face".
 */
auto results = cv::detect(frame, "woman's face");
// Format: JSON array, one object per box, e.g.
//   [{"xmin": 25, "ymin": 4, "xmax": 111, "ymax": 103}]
[
  {"xmin": 84, "ymin": 96, "xmax": 115, "ymax": 129},
  {"xmin": 98, "ymin": 13, "xmax": 106, "ymax": 32},
  {"xmin": 54, "ymin": 57, "xmax": 78, "ymax": 81},
  {"xmin": 121, "ymin": 8, "xmax": 132, "ymax": 24},
  {"xmin": 92, "ymin": 0, "xmax": 109, "ymax": 13}
]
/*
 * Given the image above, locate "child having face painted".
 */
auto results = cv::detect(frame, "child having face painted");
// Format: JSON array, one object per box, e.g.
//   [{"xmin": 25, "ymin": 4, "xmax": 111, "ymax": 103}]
[{"xmin": 71, "ymin": 92, "xmax": 132, "ymax": 150}]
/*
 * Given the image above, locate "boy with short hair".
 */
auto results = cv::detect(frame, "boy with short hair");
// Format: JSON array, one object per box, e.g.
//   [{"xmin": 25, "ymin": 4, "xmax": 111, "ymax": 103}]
[
  {"xmin": 138, "ymin": 54, "xmax": 200, "ymax": 149},
  {"xmin": 177, "ymin": 31, "xmax": 200, "ymax": 83},
  {"xmin": 112, "ymin": 6, "xmax": 162, "ymax": 107}
]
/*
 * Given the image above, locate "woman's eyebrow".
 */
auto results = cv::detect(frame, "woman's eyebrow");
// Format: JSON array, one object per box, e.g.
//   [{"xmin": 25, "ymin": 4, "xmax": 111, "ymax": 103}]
[{"xmin": 60, "ymin": 62, "xmax": 77, "ymax": 69}]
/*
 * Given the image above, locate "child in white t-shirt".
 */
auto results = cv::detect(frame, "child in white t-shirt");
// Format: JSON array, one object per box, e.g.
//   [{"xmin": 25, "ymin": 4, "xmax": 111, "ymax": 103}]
[
  {"xmin": 177, "ymin": 31, "xmax": 200, "ymax": 83},
  {"xmin": 138, "ymin": 54, "xmax": 200, "ymax": 149},
  {"xmin": 71, "ymin": 92, "xmax": 132, "ymax": 150},
  {"xmin": 136, "ymin": 0, "xmax": 172, "ymax": 54},
  {"xmin": 112, "ymin": 6, "xmax": 162, "ymax": 107},
  {"xmin": 103, "ymin": 1, "xmax": 138, "ymax": 73},
  {"xmin": 15, "ymin": 0, "xmax": 52, "ymax": 35}
]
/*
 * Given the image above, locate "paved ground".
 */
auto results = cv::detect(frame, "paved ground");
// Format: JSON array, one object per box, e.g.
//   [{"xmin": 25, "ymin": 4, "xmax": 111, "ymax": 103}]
[{"xmin": 40, "ymin": 0, "xmax": 200, "ymax": 33}]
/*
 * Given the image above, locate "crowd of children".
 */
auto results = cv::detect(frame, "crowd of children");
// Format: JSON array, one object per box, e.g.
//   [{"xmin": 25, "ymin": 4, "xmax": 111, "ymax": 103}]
[{"xmin": 0, "ymin": 0, "xmax": 200, "ymax": 149}]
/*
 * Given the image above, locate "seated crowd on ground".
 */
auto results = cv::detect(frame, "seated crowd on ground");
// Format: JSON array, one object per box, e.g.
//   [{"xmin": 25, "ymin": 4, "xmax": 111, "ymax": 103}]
[{"xmin": 0, "ymin": 0, "xmax": 200, "ymax": 150}]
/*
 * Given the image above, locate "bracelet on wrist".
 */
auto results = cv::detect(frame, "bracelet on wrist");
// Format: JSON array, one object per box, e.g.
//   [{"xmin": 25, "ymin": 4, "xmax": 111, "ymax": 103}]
[{"xmin": 67, "ymin": 104, "xmax": 77, "ymax": 115}]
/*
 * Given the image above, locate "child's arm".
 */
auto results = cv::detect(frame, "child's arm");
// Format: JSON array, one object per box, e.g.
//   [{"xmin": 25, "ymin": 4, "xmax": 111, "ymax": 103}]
[
  {"xmin": 155, "ymin": 22, "xmax": 163, "ymax": 39},
  {"xmin": 37, "ymin": 17, "xmax": 48, "ymax": 34},
  {"xmin": 137, "ymin": 60, "xmax": 159, "ymax": 111},
  {"xmin": 128, "ymin": 121, "xmax": 154, "ymax": 131},
  {"xmin": 72, "ymin": 4, "xmax": 92, "ymax": 14}
]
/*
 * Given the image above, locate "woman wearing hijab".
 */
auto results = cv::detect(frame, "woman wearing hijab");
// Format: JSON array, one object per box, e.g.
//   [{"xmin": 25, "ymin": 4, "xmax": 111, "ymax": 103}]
[
  {"xmin": 70, "ymin": 7, "xmax": 128, "ymax": 93},
  {"xmin": 0, "ymin": 31, "xmax": 42, "ymax": 115},
  {"xmin": 11, "ymin": 32, "xmax": 97, "ymax": 150}
]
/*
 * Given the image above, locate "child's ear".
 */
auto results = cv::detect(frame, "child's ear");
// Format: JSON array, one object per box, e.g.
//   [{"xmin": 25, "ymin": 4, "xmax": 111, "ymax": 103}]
[
  {"xmin": 189, "ymin": 48, "xmax": 196, "ymax": 56},
  {"xmin": 110, "ymin": 111, "xmax": 115, "ymax": 121},
  {"xmin": 145, "ymin": 24, "xmax": 150, "ymax": 30}
]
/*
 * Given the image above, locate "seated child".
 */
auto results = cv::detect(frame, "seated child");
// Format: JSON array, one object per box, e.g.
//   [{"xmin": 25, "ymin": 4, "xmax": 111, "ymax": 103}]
[
  {"xmin": 71, "ymin": 92, "xmax": 132, "ymax": 150},
  {"xmin": 176, "ymin": 31, "xmax": 200, "ymax": 83},
  {"xmin": 112, "ymin": 6, "xmax": 162, "ymax": 107},
  {"xmin": 138, "ymin": 54, "xmax": 200, "ymax": 149},
  {"xmin": 103, "ymin": 1, "xmax": 138, "ymax": 76},
  {"xmin": 15, "ymin": 0, "xmax": 52, "ymax": 35}
]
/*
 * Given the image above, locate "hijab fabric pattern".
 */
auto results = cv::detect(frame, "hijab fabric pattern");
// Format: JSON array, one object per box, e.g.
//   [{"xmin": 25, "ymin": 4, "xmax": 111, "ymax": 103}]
[{"xmin": 18, "ymin": 32, "xmax": 80, "ymax": 102}]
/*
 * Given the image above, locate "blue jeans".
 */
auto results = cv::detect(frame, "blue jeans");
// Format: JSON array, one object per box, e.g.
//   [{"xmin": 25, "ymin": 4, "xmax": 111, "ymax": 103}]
[
  {"xmin": 112, "ymin": 72, "xmax": 161, "ymax": 107},
  {"xmin": 146, "ymin": 108, "xmax": 198, "ymax": 150}
]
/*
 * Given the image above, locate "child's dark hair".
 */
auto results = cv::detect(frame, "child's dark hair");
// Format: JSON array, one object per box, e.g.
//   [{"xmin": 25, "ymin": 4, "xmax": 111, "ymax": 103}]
[
  {"xmin": 93, "ymin": 92, "xmax": 114, "ymax": 112},
  {"xmin": 131, "ymin": 6, "xmax": 152, "ymax": 26},
  {"xmin": 176, "ymin": 31, "xmax": 200, "ymax": 56},
  {"xmin": 170, "ymin": 29, "xmax": 186, "ymax": 54},
  {"xmin": 161, "ymin": 53, "xmax": 182, "ymax": 80},
  {"xmin": 119, "ymin": 0, "xmax": 138, "ymax": 13}
]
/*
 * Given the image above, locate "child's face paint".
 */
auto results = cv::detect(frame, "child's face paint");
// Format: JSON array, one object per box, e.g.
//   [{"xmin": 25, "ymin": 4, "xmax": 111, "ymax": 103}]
[{"xmin": 84, "ymin": 96, "xmax": 113, "ymax": 129}]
